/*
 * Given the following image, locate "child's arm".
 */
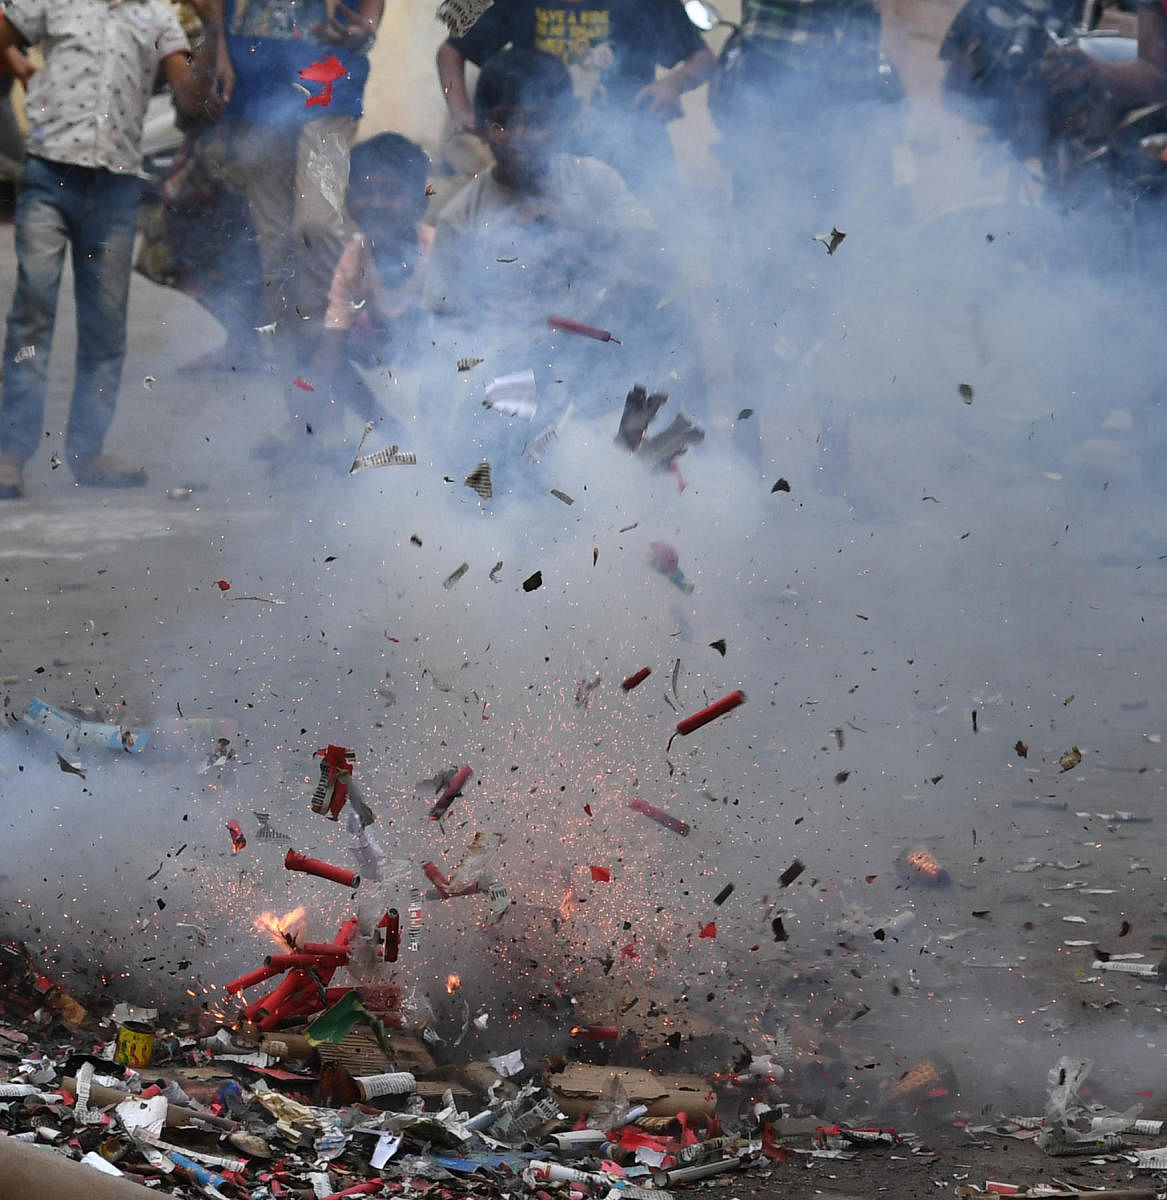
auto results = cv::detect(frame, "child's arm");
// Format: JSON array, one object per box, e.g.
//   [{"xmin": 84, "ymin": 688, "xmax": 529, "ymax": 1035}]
[
  {"xmin": 315, "ymin": 0, "xmax": 384, "ymax": 49},
  {"xmin": 437, "ymin": 41, "xmax": 478, "ymax": 134},
  {"xmin": 635, "ymin": 46, "xmax": 717, "ymax": 117},
  {"xmin": 163, "ymin": 0, "xmax": 228, "ymax": 119}
]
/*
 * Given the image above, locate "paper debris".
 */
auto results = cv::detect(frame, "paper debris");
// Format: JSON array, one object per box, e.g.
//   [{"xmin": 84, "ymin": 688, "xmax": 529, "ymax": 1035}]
[
  {"xmin": 483, "ymin": 369, "xmax": 537, "ymax": 419},
  {"xmin": 465, "ymin": 460, "xmax": 493, "ymax": 499},
  {"xmin": 489, "ymin": 1049, "xmax": 524, "ymax": 1077},
  {"xmin": 350, "ymin": 444, "xmax": 417, "ymax": 473},
  {"xmin": 813, "ymin": 228, "xmax": 846, "ymax": 255}
]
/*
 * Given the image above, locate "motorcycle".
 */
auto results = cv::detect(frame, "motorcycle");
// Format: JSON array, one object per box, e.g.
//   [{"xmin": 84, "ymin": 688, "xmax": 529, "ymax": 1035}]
[
  {"xmin": 684, "ymin": 0, "xmax": 905, "ymax": 133},
  {"xmin": 938, "ymin": 0, "xmax": 1167, "ymax": 244}
]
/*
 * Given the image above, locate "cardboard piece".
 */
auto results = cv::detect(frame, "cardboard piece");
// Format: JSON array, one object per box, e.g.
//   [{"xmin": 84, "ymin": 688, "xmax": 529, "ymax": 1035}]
[
  {"xmin": 0, "ymin": 1131, "xmax": 157, "ymax": 1200},
  {"xmin": 315, "ymin": 1031, "xmax": 436, "ymax": 1079},
  {"xmin": 550, "ymin": 1064, "xmax": 715, "ymax": 1119}
]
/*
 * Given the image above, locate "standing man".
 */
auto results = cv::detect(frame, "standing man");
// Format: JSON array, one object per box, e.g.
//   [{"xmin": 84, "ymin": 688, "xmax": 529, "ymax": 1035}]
[
  {"xmin": 435, "ymin": 0, "xmax": 715, "ymax": 194},
  {"xmin": 220, "ymin": 0, "xmax": 384, "ymax": 387},
  {"xmin": 0, "ymin": 0, "xmax": 228, "ymax": 501}
]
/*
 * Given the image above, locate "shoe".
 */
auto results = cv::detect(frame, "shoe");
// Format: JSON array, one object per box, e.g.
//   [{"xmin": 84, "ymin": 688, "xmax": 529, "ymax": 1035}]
[
  {"xmin": 0, "ymin": 454, "xmax": 24, "ymax": 499},
  {"xmin": 73, "ymin": 453, "xmax": 148, "ymax": 488}
]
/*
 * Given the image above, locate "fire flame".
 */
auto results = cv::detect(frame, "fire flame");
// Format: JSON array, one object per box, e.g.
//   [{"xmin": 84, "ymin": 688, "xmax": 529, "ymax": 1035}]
[
  {"xmin": 446, "ymin": 973, "xmax": 461, "ymax": 994},
  {"xmin": 254, "ymin": 907, "xmax": 307, "ymax": 950}
]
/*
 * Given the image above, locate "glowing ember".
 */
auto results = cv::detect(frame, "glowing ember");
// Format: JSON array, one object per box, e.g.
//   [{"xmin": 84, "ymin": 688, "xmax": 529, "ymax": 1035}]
[
  {"xmin": 254, "ymin": 907, "xmax": 307, "ymax": 950},
  {"xmin": 446, "ymin": 973, "xmax": 461, "ymax": 994}
]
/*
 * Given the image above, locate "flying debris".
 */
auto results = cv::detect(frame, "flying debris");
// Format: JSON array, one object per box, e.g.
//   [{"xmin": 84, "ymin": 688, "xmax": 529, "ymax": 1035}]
[
  {"xmin": 813, "ymin": 227, "xmax": 846, "ymax": 254},
  {"xmin": 465, "ymin": 460, "xmax": 493, "ymax": 499},
  {"xmin": 443, "ymin": 562, "xmax": 470, "ymax": 590}
]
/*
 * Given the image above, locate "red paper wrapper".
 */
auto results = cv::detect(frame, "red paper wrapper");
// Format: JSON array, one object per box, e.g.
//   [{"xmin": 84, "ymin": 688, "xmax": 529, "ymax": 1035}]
[
  {"xmin": 377, "ymin": 910, "xmax": 400, "ymax": 963},
  {"xmin": 422, "ymin": 861, "xmax": 451, "ymax": 898},
  {"xmin": 428, "ymin": 765, "xmax": 472, "ymax": 820},
  {"xmin": 320, "ymin": 1181, "xmax": 385, "ymax": 1200},
  {"xmin": 547, "ymin": 315, "xmax": 618, "ymax": 343},
  {"xmin": 226, "ymin": 819, "xmax": 247, "ymax": 852},
  {"xmin": 629, "ymin": 796, "xmax": 689, "ymax": 837},
  {"xmin": 570, "ymin": 1024, "xmax": 619, "ymax": 1041},
  {"xmin": 621, "ymin": 667, "xmax": 651, "ymax": 691}
]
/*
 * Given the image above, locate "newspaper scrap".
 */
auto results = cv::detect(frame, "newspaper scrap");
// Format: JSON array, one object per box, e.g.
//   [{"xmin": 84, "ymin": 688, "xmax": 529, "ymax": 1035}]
[
  {"xmin": 483, "ymin": 369, "xmax": 537, "ymax": 420},
  {"xmin": 488, "ymin": 881, "xmax": 510, "ymax": 922},
  {"xmin": 350, "ymin": 444, "xmax": 417, "ymax": 473},
  {"xmin": 437, "ymin": 0, "xmax": 493, "ymax": 37},
  {"xmin": 465, "ymin": 460, "xmax": 493, "ymax": 500},
  {"xmin": 1091, "ymin": 959, "xmax": 1158, "ymax": 976},
  {"xmin": 253, "ymin": 812, "xmax": 291, "ymax": 842}
]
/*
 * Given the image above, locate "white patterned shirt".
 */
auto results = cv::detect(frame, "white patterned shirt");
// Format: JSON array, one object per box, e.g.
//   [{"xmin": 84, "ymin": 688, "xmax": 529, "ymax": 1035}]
[{"xmin": 4, "ymin": 0, "xmax": 189, "ymax": 174}]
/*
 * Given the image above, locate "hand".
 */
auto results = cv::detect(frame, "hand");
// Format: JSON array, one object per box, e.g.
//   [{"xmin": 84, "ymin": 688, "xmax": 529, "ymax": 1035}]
[
  {"xmin": 1041, "ymin": 45, "xmax": 1097, "ymax": 95},
  {"xmin": 448, "ymin": 100, "xmax": 480, "ymax": 136},
  {"xmin": 311, "ymin": 2, "xmax": 377, "ymax": 49},
  {"xmin": 213, "ymin": 47, "xmax": 235, "ymax": 108},
  {"xmin": 8, "ymin": 53, "xmax": 36, "ymax": 88},
  {"xmin": 634, "ymin": 76, "xmax": 684, "ymax": 119}
]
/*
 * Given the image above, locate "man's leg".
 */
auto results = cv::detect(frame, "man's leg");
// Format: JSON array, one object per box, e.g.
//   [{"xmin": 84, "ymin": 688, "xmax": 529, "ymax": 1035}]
[
  {"xmin": 292, "ymin": 116, "xmax": 359, "ymax": 336},
  {"xmin": 231, "ymin": 121, "xmax": 298, "ymax": 331},
  {"xmin": 67, "ymin": 169, "xmax": 144, "ymax": 483},
  {"xmin": 0, "ymin": 156, "xmax": 72, "ymax": 497}
]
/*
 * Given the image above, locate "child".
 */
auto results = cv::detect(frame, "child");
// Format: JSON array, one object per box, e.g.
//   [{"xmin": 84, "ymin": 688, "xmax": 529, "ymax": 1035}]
[
  {"xmin": 290, "ymin": 132, "xmax": 432, "ymax": 445},
  {"xmin": 423, "ymin": 48, "xmax": 698, "ymax": 500},
  {"xmin": 423, "ymin": 47, "xmax": 661, "ymax": 330}
]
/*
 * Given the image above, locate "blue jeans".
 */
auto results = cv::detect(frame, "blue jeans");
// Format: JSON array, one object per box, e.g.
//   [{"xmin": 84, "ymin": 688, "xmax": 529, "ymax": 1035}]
[{"xmin": 0, "ymin": 156, "xmax": 140, "ymax": 463}]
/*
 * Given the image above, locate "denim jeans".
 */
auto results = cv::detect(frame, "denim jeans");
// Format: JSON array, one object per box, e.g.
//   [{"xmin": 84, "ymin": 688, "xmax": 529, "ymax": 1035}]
[{"xmin": 0, "ymin": 156, "xmax": 140, "ymax": 464}]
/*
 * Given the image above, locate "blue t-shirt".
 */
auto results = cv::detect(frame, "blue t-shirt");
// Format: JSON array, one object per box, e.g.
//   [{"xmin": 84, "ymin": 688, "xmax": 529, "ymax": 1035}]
[{"xmin": 225, "ymin": 0, "xmax": 371, "ymax": 125}]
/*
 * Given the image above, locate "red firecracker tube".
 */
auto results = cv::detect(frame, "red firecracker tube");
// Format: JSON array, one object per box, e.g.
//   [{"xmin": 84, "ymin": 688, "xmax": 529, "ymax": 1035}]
[
  {"xmin": 668, "ymin": 690, "xmax": 746, "ymax": 751},
  {"xmin": 285, "ymin": 849, "xmax": 360, "ymax": 888},
  {"xmin": 621, "ymin": 667, "xmax": 652, "ymax": 691},
  {"xmin": 428, "ymin": 765, "xmax": 472, "ymax": 820},
  {"xmin": 629, "ymin": 796, "xmax": 690, "ymax": 837}
]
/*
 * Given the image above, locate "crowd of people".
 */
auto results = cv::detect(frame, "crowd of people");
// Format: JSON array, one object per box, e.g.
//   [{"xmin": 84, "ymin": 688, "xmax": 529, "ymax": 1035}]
[{"xmin": 0, "ymin": 0, "xmax": 1162, "ymax": 501}]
